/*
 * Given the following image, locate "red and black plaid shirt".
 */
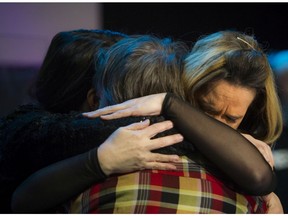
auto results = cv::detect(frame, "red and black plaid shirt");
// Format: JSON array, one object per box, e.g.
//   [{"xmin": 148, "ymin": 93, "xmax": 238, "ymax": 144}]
[{"xmin": 70, "ymin": 156, "xmax": 267, "ymax": 213}]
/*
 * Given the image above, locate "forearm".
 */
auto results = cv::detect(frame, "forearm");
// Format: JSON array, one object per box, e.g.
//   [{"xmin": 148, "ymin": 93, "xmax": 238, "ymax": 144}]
[{"xmin": 11, "ymin": 148, "xmax": 106, "ymax": 213}]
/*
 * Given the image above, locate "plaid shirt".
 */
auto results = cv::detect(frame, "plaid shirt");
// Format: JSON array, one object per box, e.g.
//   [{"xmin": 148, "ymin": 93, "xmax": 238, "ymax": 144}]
[{"xmin": 70, "ymin": 156, "xmax": 267, "ymax": 214}]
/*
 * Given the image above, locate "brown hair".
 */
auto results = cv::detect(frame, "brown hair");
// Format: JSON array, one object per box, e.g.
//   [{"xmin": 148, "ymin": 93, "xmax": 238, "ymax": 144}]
[{"xmin": 184, "ymin": 30, "xmax": 283, "ymax": 144}]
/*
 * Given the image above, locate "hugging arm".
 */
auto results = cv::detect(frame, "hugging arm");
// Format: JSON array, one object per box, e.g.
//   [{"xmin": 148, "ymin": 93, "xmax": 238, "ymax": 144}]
[
  {"xmin": 88, "ymin": 93, "xmax": 276, "ymax": 195},
  {"xmin": 162, "ymin": 93, "xmax": 276, "ymax": 195},
  {"xmin": 11, "ymin": 93, "xmax": 277, "ymax": 212},
  {"xmin": 11, "ymin": 148, "xmax": 104, "ymax": 213},
  {"xmin": 11, "ymin": 120, "xmax": 182, "ymax": 213},
  {"xmin": 86, "ymin": 93, "xmax": 276, "ymax": 195}
]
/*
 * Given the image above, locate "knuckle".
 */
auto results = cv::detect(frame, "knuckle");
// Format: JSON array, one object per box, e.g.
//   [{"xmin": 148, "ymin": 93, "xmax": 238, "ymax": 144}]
[
  {"xmin": 154, "ymin": 154, "xmax": 162, "ymax": 162},
  {"xmin": 133, "ymin": 132, "xmax": 142, "ymax": 140},
  {"xmin": 136, "ymin": 151, "xmax": 146, "ymax": 161}
]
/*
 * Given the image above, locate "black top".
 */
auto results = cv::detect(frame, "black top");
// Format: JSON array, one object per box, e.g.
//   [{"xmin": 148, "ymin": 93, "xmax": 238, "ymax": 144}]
[
  {"xmin": 0, "ymin": 100, "xmax": 187, "ymax": 213},
  {"xmin": 0, "ymin": 93, "xmax": 276, "ymax": 213}
]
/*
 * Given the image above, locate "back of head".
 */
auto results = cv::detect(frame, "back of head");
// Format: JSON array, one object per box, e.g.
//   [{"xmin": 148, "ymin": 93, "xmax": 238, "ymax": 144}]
[
  {"xmin": 184, "ymin": 30, "xmax": 283, "ymax": 144},
  {"xmin": 32, "ymin": 29, "xmax": 127, "ymax": 113},
  {"xmin": 95, "ymin": 35, "xmax": 188, "ymax": 107}
]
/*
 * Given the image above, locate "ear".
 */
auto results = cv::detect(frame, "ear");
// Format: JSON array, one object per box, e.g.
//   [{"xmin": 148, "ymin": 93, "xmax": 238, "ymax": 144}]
[{"xmin": 86, "ymin": 88, "xmax": 99, "ymax": 110}]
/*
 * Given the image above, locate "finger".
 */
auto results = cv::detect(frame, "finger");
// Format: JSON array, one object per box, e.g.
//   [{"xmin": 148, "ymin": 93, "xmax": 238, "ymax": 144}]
[
  {"xmin": 143, "ymin": 120, "xmax": 174, "ymax": 138},
  {"xmin": 147, "ymin": 152, "xmax": 180, "ymax": 163},
  {"xmin": 143, "ymin": 162, "xmax": 178, "ymax": 170},
  {"xmin": 242, "ymin": 134, "xmax": 274, "ymax": 167},
  {"xmin": 124, "ymin": 119, "xmax": 150, "ymax": 131},
  {"xmin": 147, "ymin": 133, "xmax": 184, "ymax": 150},
  {"xmin": 261, "ymin": 194, "xmax": 270, "ymax": 203},
  {"xmin": 265, "ymin": 146, "xmax": 275, "ymax": 168},
  {"xmin": 82, "ymin": 103, "xmax": 128, "ymax": 118},
  {"xmin": 257, "ymin": 141, "xmax": 274, "ymax": 168},
  {"xmin": 100, "ymin": 108, "xmax": 136, "ymax": 120},
  {"xmin": 261, "ymin": 146, "xmax": 274, "ymax": 168},
  {"xmin": 269, "ymin": 152, "xmax": 275, "ymax": 168},
  {"xmin": 256, "ymin": 143, "xmax": 271, "ymax": 166}
]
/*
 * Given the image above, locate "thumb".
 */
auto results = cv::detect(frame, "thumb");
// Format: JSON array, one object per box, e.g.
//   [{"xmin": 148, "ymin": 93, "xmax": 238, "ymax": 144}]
[{"xmin": 125, "ymin": 119, "xmax": 150, "ymax": 131}]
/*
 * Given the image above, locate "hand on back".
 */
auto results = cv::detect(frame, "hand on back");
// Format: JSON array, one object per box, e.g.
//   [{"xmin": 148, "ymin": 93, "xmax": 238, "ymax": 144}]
[
  {"xmin": 83, "ymin": 93, "xmax": 167, "ymax": 120},
  {"xmin": 98, "ymin": 119, "xmax": 183, "ymax": 175}
]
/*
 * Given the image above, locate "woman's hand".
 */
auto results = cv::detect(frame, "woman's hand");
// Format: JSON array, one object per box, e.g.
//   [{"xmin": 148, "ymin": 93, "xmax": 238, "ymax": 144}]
[
  {"xmin": 83, "ymin": 93, "xmax": 167, "ymax": 120},
  {"xmin": 241, "ymin": 133, "xmax": 274, "ymax": 169},
  {"xmin": 263, "ymin": 192, "xmax": 284, "ymax": 214},
  {"xmin": 97, "ymin": 119, "xmax": 183, "ymax": 175}
]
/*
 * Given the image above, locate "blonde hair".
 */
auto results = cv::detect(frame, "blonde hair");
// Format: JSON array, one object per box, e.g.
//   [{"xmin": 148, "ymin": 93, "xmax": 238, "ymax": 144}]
[{"xmin": 183, "ymin": 30, "xmax": 283, "ymax": 144}]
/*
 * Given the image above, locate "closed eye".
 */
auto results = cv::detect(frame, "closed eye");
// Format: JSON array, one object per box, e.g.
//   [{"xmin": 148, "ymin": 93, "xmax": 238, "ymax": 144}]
[{"xmin": 225, "ymin": 115, "xmax": 242, "ymax": 123}]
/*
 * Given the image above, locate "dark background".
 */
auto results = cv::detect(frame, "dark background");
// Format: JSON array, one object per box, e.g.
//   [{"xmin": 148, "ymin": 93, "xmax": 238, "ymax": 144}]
[{"xmin": 103, "ymin": 3, "xmax": 288, "ymax": 50}]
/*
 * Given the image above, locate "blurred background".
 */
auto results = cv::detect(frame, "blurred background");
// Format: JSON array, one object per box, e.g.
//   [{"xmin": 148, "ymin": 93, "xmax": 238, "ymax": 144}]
[{"xmin": 0, "ymin": 2, "xmax": 287, "ymax": 212}]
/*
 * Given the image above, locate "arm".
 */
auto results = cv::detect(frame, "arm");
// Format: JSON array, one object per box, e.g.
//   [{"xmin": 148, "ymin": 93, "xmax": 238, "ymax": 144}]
[
  {"xmin": 11, "ymin": 148, "xmax": 105, "ymax": 213},
  {"xmin": 84, "ymin": 93, "xmax": 277, "ymax": 195},
  {"xmin": 11, "ymin": 120, "xmax": 183, "ymax": 212},
  {"xmin": 1, "ymin": 105, "xmax": 181, "ymax": 212},
  {"xmin": 162, "ymin": 93, "xmax": 276, "ymax": 195}
]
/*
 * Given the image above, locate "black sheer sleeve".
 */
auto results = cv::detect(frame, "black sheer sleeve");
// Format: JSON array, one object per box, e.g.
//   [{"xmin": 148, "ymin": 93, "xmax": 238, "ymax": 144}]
[
  {"xmin": 11, "ymin": 148, "xmax": 105, "ymax": 213},
  {"xmin": 162, "ymin": 93, "xmax": 276, "ymax": 195}
]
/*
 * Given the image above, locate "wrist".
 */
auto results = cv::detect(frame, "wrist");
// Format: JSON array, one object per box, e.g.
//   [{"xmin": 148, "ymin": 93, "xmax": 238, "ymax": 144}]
[
  {"xmin": 97, "ymin": 144, "xmax": 113, "ymax": 176},
  {"xmin": 160, "ymin": 92, "xmax": 169, "ymax": 114},
  {"xmin": 86, "ymin": 147, "xmax": 107, "ymax": 180}
]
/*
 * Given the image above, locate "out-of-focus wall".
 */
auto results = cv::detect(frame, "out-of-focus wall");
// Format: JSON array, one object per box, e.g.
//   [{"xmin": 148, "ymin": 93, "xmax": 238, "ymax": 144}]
[
  {"xmin": 0, "ymin": 3, "xmax": 102, "ymax": 66},
  {"xmin": 0, "ymin": 3, "xmax": 102, "ymax": 116}
]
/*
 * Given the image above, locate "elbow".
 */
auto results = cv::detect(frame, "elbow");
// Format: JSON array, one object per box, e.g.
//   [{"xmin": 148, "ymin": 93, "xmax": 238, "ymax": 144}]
[
  {"xmin": 11, "ymin": 188, "xmax": 33, "ymax": 213},
  {"xmin": 11, "ymin": 191, "xmax": 24, "ymax": 213},
  {"xmin": 243, "ymin": 169, "xmax": 276, "ymax": 196}
]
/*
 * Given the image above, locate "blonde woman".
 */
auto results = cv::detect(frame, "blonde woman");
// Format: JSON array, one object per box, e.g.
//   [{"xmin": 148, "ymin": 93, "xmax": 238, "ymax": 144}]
[{"xmin": 183, "ymin": 30, "xmax": 282, "ymax": 144}]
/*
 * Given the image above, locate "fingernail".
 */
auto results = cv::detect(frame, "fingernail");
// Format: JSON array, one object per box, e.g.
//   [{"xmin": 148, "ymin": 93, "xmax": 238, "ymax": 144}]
[
  {"xmin": 167, "ymin": 121, "xmax": 173, "ymax": 128},
  {"xmin": 178, "ymin": 134, "xmax": 184, "ymax": 141},
  {"xmin": 143, "ymin": 119, "xmax": 150, "ymax": 124},
  {"xmin": 172, "ymin": 155, "xmax": 180, "ymax": 162},
  {"xmin": 170, "ymin": 165, "xmax": 177, "ymax": 170}
]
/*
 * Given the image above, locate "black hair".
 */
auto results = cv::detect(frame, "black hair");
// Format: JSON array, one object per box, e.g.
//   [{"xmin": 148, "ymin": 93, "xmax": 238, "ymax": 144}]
[{"xmin": 31, "ymin": 29, "xmax": 127, "ymax": 113}]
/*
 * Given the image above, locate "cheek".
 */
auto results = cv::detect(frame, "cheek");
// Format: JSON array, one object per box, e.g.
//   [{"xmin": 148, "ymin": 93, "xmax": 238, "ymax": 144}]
[
  {"xmin": 221, "ymin": 122, "xmax": 238, "ymax": 129},
  {"xmin": 233, "ymin": 120, "xmax": 243, "ymax": 129},
  {"xmin": 231, "ymin": 123, "xmax": 239, "ymax": 130}
]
